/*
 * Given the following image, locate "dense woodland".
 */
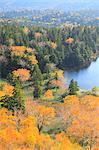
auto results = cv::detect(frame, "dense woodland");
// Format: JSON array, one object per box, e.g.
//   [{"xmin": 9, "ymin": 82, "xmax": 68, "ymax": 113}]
[
  {"xmin": 0, "ymin": 24, "xmax": 99, "ymax": 73},
  {"xmin": 0, "ymin": 23, "xmax": 99, "ymax": 150}
]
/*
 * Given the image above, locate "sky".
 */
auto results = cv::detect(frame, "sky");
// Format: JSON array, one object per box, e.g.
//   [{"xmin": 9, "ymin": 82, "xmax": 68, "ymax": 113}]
[{"xmin": 0, "ymin": 0, "xmax": 99, "ymax": 11}]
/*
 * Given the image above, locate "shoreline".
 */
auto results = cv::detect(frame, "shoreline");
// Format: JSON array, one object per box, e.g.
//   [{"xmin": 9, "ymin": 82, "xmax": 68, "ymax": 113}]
[{"xmin": 59, "ymin": 54, "xmax": 99, "ymax": 72}]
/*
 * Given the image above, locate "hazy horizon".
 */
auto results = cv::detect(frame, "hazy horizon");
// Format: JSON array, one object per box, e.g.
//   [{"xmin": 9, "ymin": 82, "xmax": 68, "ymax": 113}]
[{"xmin": 0, "ymin": 0, "xmax": 99, "ymax": 11}]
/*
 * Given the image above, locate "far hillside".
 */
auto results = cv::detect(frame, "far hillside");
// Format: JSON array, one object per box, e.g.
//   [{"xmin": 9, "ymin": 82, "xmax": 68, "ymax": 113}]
[{"xmin": 0, "ymin": 9, "xmax": 99, "ymax": 26}]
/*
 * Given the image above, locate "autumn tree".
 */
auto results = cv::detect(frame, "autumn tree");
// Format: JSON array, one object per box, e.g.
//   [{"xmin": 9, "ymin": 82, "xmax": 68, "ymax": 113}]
[
  {"xmin": 55, "ymin": 132, "xmax": 83, "ymax": 150},
  {"xmin": 44, "ymin": 89, "xmax": 54, "ymax": 99},
  {"xmin": 0, "ymin": 107, "xmax": 84, "ymax": 150},
  {"xmin": 0, "ymin": 83, "xmax": 18, "ymax": 110},
  {"xmin": 59, "ymin": 95, "xmax": 99, "ymax": 150},
  {"xmin": 10, "ymin": 46, "xmax": 26, "ymax": 57},
  {"xmin": 50, "ymin": 42, "xmax": 57, "ymax": 49},
  {"xmin": 25, "ymin": 101, "xmax": 56, "ymax": 132},
  {"xmin": 0, "ymin": 108, "xmax": 39, "ymax": 150},
  {"xmin": 66, "ymin": 37, "xmax": 74, "ymax": 44},
  {"xmin": 12, "ymin": 69, "xmax": 30, "ymax": 82},
  {"xmin": 6, "ymin": 69, "xmax": 30, "ymax": 111},
  {"xmin": 28, "ymin": 55, "xmax": 38, "ymax": 65},
  {"xmin": 50, "ymin": 79, "xmax": 65, "ymax": 89},
  {"xmin": 34, "ymin": 32, "xmax": 42, "ymax": 39}
]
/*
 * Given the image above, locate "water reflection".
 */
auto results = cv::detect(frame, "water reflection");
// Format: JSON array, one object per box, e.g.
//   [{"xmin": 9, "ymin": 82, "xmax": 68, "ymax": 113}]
[{"xmin": 64, "ymin": 58, "xmax": 99, "ymax": 90}]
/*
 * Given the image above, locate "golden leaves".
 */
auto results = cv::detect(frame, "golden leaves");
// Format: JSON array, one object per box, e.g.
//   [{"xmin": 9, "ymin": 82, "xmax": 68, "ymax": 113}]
[
  {"xmin": 66, "ymin": 37, "xmax": 74, "ymax": 44},
  {"xmin": 0, "ymin": 91, "xmax": 5, "ymax": 98},
  {"xmin": 11, "ymin": 46, "xmax": 26, "ymax": 57},
  {"xmin": 56, "ymin": 133, "xmax": 83, "ymax": 150},
  {"xmin": 3, "ymin": 83, "xmax": 14, "ymax": 97},
  {"xmin": 12, "ymin": 69, "xmax": 30, "ymax": 82},
  {"xmin": 21, "ymin": 116, "xmax": 36, "ymax": 128},
  {"xmin": 10, "ymin": 46, "xmax": 38, "ymax": 66},
  {"xmin": 50, "ymin": 80, "xmax": 65, "ymax": 88},
  {"xmin": 54, "ymin": 70, "xmax": 64, "ymax": 79},
  {"xmin": 34, "ymin": 32, "xmax": 42, "ymax": 39},
  {"xmin": 64, "ymin": 95, "xmax": 79, "ymax": 106},
  {"xmin": 0, "ymin": 83, "xmax": 14, "ymax": 99},
  {"xmin": 0, "ymin": 108, "xmax": 38, "ymax": 150},
  {"xmin": 38, "ymin": 134, "xmax": 54, "ymax": 150},
  {"xmin": 50, "ymin": 42, "xmax": 57, "ymax": 49},
  {"xmin": 0, "ymin": 107, "xmax": 53, "ymax": 150},
  {"xmin": 28, "ymin": 55, "xmax": 38, "ymax": 65},
  {"xmin": 44, "ymin": 90, "xmax": 54, "ymax": 99},
  {"xmin": 0, "ymin": 106, "xmax": 84, "ymax": 150},
  {"xmin": 59, "ymin": 95, "xmax": 99, "ymax": 149},
  {"xmin": 25, "ymin": 100, "xmax": 56, "ymax": 131},
  {"xmin": 10, "ymin": 46, "xmax": 34, "ymax": 57}
]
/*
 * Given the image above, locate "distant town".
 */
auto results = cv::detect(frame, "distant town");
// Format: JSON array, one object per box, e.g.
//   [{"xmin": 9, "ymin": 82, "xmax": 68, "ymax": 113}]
[{"xmin": 0, "ymin": 9, "xmax": 99, "ymax": 27}]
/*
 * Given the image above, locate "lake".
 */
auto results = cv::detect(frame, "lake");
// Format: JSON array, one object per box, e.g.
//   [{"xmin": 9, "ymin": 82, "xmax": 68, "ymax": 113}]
[{"xmin": 64, "ymin": 57, "xmax": 99, "ymax": 90}]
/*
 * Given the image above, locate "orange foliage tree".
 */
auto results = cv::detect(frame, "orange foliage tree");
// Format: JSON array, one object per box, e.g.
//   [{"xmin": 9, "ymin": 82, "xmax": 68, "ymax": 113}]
[
  {"xmin": 0, "ymin": 83, "xmax": 14, "ymax": 108},
  {"xmin": 0, "ymin": 108, "xmax": 83, "ymax": 150},
  {"xmin": 3, "ymin": 83, "xmax": 14, "ymax": 97},
  {"xmin": 66, "ymin": 37, "xmax": 74, "ymax": 44},
  {"xmin": 50, "ymin": 42, "xmax": 57, "ymax": 49},
  {"xmin": 58, "ymin": 95, "xmax": 99, "ymax": 150},
  {"xmin": 10, "ymin": 46, "xmax": 38, "ymax": 67},
  {"xmin": 0, "ymin": 81, "xmax": 25, "ymax": 111},
  {"xmin": 11, "ymin": 46, "xmax": 34, "ymax": 56},
  {"xmin": 0, "ymin": 108, "xmax": 39, "ymax": 150},
  {"xmin": 44, "ymin": 89, "xmax": 54, "ymax": 99},
  {"xmin": 10, "ymin": 46, "xmax": 26, "ymax": 57},
  {"xmin": 55, "ymin": 132, "xmax": 83, "ymax": 150},
  {"xmin": 34, "ymin": 32, "xmax": 42, "ymax": 39},
  {"xmin": 50, "ymin": 80, "xmax": 65, "ymax": 88},
  {"xmin": 12, "ymin": 69, "xmax": 30, "ymax": 82},
  {"xmin": 28, "ymin": 55, "xmax": 38, "ymax": 65},
  {"xmin": 54, "ymin": 70, "xmax": 64, "ymax": 80},
  {"xmin": 25, "ymin": 100, "xmax": 55, "ymax": 132}
]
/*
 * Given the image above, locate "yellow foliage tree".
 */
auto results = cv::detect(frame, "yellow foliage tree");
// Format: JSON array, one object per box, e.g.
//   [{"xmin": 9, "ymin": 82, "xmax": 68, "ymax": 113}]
[
  {"xmin": 66, "ymin": 37, "xmax": 74, "ymax": 44},
  {"xmin": 12, "ymin": 69, "xmax": 30, "ymax": 82},
  {"xmin": 0, "ymin": 108, "xmax": 84, "ymax": 150},
  {"xmin": 59, "ymin": 95, "xmax": 99, "ymax": 150},
  {"xmin": 44, "ymin": 89, "xmax": 54, "ymax": 99},
  {"xmin": 34, "ymin": 32, "xmax": 42, "ymax": 39},
  {"xmin": 3, "ymin": 83, "xmax": 14, "ymax": 97},
  {"xmin": 50, "ymin": 42, "xmax": 57, "ymax": 49},
  {"xmin": 10, "ymin": 46, "xmax": 34, "ymax": 57},
  {"xmin": 11, "ymin": 46, "xmax": 26, "ymax": 57},
  {"xmin": 28, "ymin": 55, "xmax": 38, "ymax": 65},
  {"xmin": 25, "ymin": 101, "xmax": 56, "ymax": 132},
  {"xmin": 0, "ymin": 83, "xmax": 14, "ymax": 100},
  {"xmin": 54, "ymin": 70, "xmax": 64, "ymax": 80},
  {"xmin": 56, "ymin": 132, "xmax": 83, "ymax": 150}
]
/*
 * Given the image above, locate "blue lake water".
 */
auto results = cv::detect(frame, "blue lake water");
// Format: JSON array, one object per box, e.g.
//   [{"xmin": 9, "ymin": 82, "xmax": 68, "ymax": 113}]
[{"xmin": 64, "ymin": 58, "xmax": 99, "ymax": 90}]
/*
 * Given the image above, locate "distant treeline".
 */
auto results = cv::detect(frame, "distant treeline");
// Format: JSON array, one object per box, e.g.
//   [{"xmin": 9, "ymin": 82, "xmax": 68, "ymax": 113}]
[{"xmin": 0, "ymin": 9, "xmax": 99, "ymax": 26}]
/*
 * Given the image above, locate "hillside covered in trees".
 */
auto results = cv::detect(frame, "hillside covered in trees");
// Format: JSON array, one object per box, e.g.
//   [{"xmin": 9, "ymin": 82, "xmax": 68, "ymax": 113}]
[
  {"xmin": 0, "ymin": 23, "xmax": 99, "ymax": 150},
  {"xmin": 0, "ymin": 24, "xmax": 99, "ymax": 72}
]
